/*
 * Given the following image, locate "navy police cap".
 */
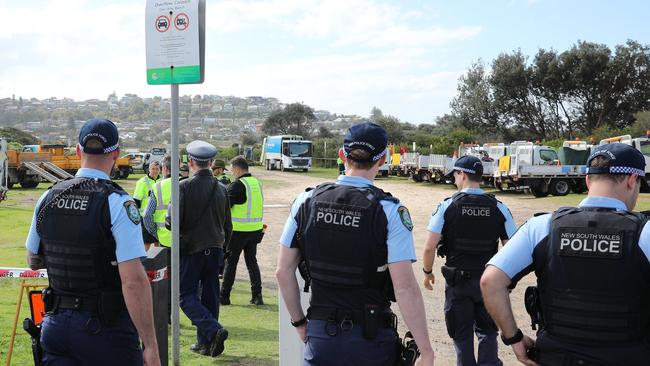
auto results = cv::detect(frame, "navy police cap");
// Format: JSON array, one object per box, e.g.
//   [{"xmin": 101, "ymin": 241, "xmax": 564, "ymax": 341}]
[
  {"xmin": 78, "ymin": 118, "xmax": 120, "ymax": 155},
  {"xmin": 587, "ymin": 143, "xmax": 645, "ymax": 176},
  {"xmin": 343, "ymin": 122, "xmax": 388, "ymax": 162},
  {"xmin": 448, "ymin": 155, "xmax": 483, "ymax": 177},
  {"xmin": 186, "ymin": 140, "xmax": 218, "ymax": 162}
]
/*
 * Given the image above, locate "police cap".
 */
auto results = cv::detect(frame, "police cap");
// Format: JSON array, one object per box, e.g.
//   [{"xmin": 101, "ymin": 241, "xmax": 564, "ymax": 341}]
[
  {"xmin": 78, "ymin": 118, "xmax": 119, "ymax": 154},
  {"xmin": 448, "ymin": 155, "xmax": 483, "ymax": 177},
  {"xmin": 186, "ymin": 140, "xmax": 217, "ymax": 162},
  {"xmin": 587, "ymin": 143, "xmax": 645, "ymax": 177},
  {"xmin": 343, "ymin": 122, "xmax": 388, "ymax": 162}
]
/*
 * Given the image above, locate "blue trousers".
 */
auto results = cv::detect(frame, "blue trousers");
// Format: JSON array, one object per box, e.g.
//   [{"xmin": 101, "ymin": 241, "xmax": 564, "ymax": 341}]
[
  {"xmin": 40, "ymin": 309, "xmax": 142, "ymax": 365},
  {"xmin": 304, "ymin": 319, "xmax": 397, "ymax": 366},
  {"xmin": 179, "ymin": 247, "xmax": 224, "ymax": 345},
  {"xmin": 444, "ymin": 279, "xmax": 502, "ymax": 366}
]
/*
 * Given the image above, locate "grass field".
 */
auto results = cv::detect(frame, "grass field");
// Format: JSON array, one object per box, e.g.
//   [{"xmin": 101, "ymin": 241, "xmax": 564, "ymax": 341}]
[{"xmin": 0, "ymin": 176, "xmax": 278, "ymax": 366}]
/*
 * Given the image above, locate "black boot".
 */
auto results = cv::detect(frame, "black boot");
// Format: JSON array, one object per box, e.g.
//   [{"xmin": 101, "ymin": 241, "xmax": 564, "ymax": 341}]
[
  {"xmin": 250, "ymin": 293, "xmax": 264, "ymax": 305},
  {"xmin": 220, "ymin": 290, "xmax": 231, "ymax": 305}
]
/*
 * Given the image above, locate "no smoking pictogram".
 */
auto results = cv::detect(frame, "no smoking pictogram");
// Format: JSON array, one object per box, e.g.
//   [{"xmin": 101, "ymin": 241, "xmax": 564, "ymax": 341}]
[
  {"xmin": 174, "ymin": 13, "xmax": 189, "ymax": 31},
  {"xmin": 156, "ymin": 15, "xmax": 170, "ymax": 32}
]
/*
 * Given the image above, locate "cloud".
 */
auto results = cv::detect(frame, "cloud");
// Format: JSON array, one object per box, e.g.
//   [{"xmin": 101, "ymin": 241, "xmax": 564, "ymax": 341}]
[{"xmin": 0, "ymin": 0, "xmax": 480, "ymax": 122}]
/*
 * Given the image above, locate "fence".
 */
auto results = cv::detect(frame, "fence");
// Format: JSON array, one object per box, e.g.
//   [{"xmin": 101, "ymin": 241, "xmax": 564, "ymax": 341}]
[{"xmin": 313, "ymin": 158, "xmax": 338, "ymax": 169}]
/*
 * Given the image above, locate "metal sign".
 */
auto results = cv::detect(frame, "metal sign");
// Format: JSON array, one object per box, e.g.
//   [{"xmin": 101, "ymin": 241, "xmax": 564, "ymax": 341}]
[{"xmin": 145, "ymin": 0, "xmax": 205, "ymax": 85}]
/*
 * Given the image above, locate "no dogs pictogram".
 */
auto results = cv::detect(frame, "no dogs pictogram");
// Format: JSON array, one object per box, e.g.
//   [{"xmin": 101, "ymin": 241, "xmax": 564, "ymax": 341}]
[
  {"xmin": 174, "ymin": 13, "xmax": 190, "ymax": 31},
  {"xmin": 156, "ymin": 15, "xmax": 170, "ymax": 32}
]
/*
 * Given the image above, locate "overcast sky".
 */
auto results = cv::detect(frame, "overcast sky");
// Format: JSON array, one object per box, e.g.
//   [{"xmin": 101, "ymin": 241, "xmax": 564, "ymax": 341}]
[{"xmin": 1, "ymin": 0, "xmax": 648, "ymax": 124}]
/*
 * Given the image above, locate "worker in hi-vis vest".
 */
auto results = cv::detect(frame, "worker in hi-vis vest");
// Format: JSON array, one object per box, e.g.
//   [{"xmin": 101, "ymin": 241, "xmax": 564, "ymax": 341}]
[
  {"xmin": 220, "ymin": 155, "xmax": 265, "ymax": 306},
  {"xmin": 143, "ymin": 156, "xmax": 172, "ymax": 247}
]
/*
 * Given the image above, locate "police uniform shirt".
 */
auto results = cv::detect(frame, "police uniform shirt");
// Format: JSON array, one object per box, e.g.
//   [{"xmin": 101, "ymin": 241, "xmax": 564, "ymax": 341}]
[
  {"xmin": 427, "ymin": 187, "xmax": 517, "ymax": 237},
  {"xmin": 487, "ymin": 196, "xmax": 650, "ymax": 280},
  {"xmin": 279, "ymin": 175, "xmax": 416, "ymax": 264},
  {"xmin": 25, "ymin": 168, "xmax": 147, "ymax": 263}
]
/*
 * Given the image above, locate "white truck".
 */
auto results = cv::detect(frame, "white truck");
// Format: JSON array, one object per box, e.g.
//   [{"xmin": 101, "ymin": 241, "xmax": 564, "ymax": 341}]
[
  {"xmin": 494, "ymin": 141, "xmax": 588, "ymax": 197},
  {"xmin": 458, "ymin": 143, "xmax": 509, "ymax": 187},
  {"xmin": 599, "ymin": 134, "xmax": 650, "ymax": 191},
  {"xmin": 261, "ymin": 135, "xmax": 313, "ymax": 172}
]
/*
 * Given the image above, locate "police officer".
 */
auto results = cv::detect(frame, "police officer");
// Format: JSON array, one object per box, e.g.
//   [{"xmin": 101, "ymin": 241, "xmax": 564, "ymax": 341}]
[
  {"xmin": 422, "ymin": 156, "xmax": 516, "ymax": 366},
  {"xmin": 24, "ymin": 118, "xmax": 160, "ymax": 365},
  {"xmin": 143, "ymin": 156, "xmax": 172, "ymax": 247},
  {"xmin": 276, "ymin": 122, "xmax": 435, "ymax": 366},
  {"xmin": 220, "ymin": 156, "xmax": 265, "ymax": 305},
  {"xmin": 167, "ymin": 140, "xmax": 232, "ymax": 357},
  {"xmin": 481, "ymin": 143, "xmax": 650, "ymax": 366},
  {"xmin": 134, "ymin": 160, "xmax": 161, "ymax": 249},
  {"xmin": 212, "ymin": 159, "xmax": 231, "ymax": 185}
]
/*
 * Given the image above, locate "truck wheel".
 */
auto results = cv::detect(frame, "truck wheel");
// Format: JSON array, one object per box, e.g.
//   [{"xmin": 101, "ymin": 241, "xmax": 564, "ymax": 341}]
[
  {"xmin": 120, "ymin": 168, "xmax": 130, "ymax": 179},
  {"xmin": 530, "ymin": 186, "xmax": 549, "ymax": 198},
  {"xmin": 549, "ymin": 179, "xmax": 570, "ymax": 196},
  {"xmin": 572, "ymin": 181, "xmax": 586, "ymax": 194},
  {"xmin": 110, "ymin": 169, "xmax": 121, "ymax": 180},
  {"xmin": 280, "ymin": 162, "xmax": 285, "ymax": 172},
  {"xmin": 412, "ymin": 172, "xmax": 422, "ymax": 182},
  {"xmin": 143, "ymin": 164, "xmax": 149, "ymax": 175},
  {"xmin": 265, "ymin": 160, "xmax": 270, "ymax": 170},
  {"xmin": 20, "ymin": 180, "xmax": 39, "ymax": 189}
]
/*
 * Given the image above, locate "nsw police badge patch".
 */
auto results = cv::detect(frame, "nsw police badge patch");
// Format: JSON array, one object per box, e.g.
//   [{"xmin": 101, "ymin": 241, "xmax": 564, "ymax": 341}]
[
  {"xmin": 398, "ymin": 206, "xmax": 413, "ymax": 231},
  {"xmin": 124, "ymin": 201, "xmax": 141, "ymax": 225}
]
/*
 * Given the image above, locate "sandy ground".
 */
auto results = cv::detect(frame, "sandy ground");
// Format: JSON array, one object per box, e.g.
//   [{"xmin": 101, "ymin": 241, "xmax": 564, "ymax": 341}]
[{"xmin": 234, "ymin": 167, "xmax": 559, "ymax": 366}]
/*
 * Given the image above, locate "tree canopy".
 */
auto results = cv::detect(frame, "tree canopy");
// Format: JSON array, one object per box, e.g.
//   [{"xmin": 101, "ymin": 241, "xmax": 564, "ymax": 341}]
[{"xmin": 262, "ymin": 103, "xmax": 316, "ymax": 137}]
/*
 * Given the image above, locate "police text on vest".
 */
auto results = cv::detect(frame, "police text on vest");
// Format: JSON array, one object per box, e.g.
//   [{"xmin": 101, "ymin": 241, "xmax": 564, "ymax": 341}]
[{"xmin": 558, "ymin": 230, "xmax": 623, "ymax": 259}]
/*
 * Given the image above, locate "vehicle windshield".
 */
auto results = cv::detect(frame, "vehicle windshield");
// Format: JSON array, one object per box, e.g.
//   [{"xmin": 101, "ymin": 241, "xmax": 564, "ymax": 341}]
[
  {"xmin": 151, "ymin": 148, "xmax": 166, "ymax": 155},
  {"xmin": 539, "ymin": 149, "xmax": 558, "ymax": 163},
  {"xmin": 639, "ymin": 140, "xmax": 650, "ymax": 156},
  {"xmin": 287, "ymin": 142, "xmax": 311, "ymax": 157}
]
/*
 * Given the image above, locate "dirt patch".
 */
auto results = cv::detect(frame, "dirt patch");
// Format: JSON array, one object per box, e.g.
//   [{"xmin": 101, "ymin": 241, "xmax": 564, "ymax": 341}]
[{"xmin": 240, "ymin": 167, "xmax": 556, "ymax": 365}]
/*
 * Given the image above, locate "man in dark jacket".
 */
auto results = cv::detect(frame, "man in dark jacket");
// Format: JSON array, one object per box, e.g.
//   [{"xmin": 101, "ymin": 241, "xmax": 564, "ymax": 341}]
[{"xmin": 167, "ymin": 140, "xmax": 232, "ymax": 357}]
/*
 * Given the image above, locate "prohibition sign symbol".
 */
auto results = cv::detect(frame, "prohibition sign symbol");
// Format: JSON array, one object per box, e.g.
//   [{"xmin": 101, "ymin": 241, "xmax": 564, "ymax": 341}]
[
  {"xmin": 156, "ymin": 15, "xmax": 170, "ymax": 32},
  {"xmin": 174, "ymin": 13, "xmax": 189, "ymax": 31}
]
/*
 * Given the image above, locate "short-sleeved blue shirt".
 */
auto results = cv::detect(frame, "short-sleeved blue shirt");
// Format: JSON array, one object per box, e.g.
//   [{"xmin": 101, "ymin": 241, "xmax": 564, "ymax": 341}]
[
  {"xmin": 279, "ymin": 175, "xmax": 416, "ymax": 264},
  {"xmin": 25, "ymin": 168, "xmax": 146, "ymax": 263},
  {"xmin": 426, "ymin": 187, "xmax": 517, "ymax": 238},
  {"xmin": 487, "ymin": 196, "xmax": 650, "ymax": 280}
]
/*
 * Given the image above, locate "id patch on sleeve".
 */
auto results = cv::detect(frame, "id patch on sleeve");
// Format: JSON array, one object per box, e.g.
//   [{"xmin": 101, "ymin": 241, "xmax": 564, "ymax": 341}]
[
  {"xmin": 398, "ymin": 206, "xmax": 413, "ymax": 231},
  {"xmin": 124, "ymin": 200, "xmax": 141, "ymax": 225}
]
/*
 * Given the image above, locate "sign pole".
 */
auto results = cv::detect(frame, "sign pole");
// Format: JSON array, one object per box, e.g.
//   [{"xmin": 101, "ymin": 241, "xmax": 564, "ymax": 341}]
[{"xmin": 170, "ymin": 82, "xmax": 180, "ymax": 366}]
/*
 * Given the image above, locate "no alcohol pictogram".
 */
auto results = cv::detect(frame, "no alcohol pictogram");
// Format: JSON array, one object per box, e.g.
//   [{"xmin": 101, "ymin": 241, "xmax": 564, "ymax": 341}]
[
  {"xmin": 174, "ymin": 13, "xmax": 189, "ymax": 31},
  {"xmin": 156, "ymin": 15, "xmax": 170, "ymax": 32}
]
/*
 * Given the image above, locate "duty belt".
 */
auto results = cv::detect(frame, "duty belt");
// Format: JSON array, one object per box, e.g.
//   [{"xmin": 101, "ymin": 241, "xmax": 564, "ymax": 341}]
[
  {"xmin": 534, "ymin": 349, "xmax": 608, "ymax": 366},
  {"xmin": 307, "ymin": 306, "xmax": 395, "ymax": 329},
  {"xmin": 54, "ymin": 295, "xmax": 98, "ymax": 312}
]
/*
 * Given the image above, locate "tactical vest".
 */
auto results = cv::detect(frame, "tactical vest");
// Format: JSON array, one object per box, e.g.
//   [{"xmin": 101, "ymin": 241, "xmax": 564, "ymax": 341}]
[
  {"xmin": 295, "ymin": 183, "xmax": 397, "ymax": 310},
  {"xmin": 535, "ymin": 207, "xmax": 650, "ymax": 345},
  {"xmin": 37, "ymin": 177, "xmax": 124, "ymax": 298},
  {"xmin": 231, "ymin": 176, "xmax": 264, "ymax": 232},
  {"xmin": 442, "ymin": 192, "xmax": 504, "ymax": 269},
  {"xmin": 153, "ymin": 178, "xmax": 172, "ymax": 247}
]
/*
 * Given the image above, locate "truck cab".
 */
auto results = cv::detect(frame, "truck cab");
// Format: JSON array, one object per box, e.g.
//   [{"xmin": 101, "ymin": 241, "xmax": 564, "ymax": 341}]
[{"xmin": 262, "ymin": 135, "xmax": 313, "ymax": 172}]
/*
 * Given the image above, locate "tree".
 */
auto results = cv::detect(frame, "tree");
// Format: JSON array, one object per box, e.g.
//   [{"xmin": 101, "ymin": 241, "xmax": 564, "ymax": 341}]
[
  {"xmin": 262, "ymin": 103, "xmax": 315, "ymax": 136},
  {"xmin": 241, "ymin": 131, "xmax": 258, "ymax": 146},
  {"xmin": 374, "ymin": 115, "xmax": 404, "ymax": 143},
  {"xmin": 451, "ymin": 61, "xmax": 502, "ymax": 135},
  {"xmin": 318, "ymin": 126, "xmax": 334, "ymax": 138}
]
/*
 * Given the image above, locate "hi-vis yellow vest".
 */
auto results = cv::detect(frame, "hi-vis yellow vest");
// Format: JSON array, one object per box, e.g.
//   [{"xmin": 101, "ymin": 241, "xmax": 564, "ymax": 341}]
[
  {"xmin": 231, "ymin": 176, "xmax": 264, "ymax": 232},
  {"xmin": 152, "ymin": 178, "xmax": 172, "ymax": 247}
]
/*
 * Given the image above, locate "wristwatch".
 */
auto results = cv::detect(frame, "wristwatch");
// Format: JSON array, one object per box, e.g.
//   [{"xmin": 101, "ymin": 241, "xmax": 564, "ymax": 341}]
[
  {"xmin": 291, "ymin": 316, "xmax": 307, "ymax": 327},
  {"xmin": 423, "ymin": 267, "xmax": 433, "ymax": 275},
  {"xmin": 501, "ymin": 329, "xmax": 523, "ymax": 345}
]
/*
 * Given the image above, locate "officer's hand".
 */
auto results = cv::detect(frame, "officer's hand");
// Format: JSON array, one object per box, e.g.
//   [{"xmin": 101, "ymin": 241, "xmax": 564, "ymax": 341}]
[
  {"xmin": 512, "ymin": 334, "xmax": 537, "ymax": 366},
  {"xmin": 296, "ymin": 323, "xmax": 307, "ymax": 343},
  {"xmin": 143, "ymin": 346, "xmax": 161, "ymax": 366},
  {"xmin": 415, "ymin": 349, "xmax": 434, "ymax": 366},
  {"xmin": 423, "ymin": 273, "xmax": 435, "ymax": 290}
]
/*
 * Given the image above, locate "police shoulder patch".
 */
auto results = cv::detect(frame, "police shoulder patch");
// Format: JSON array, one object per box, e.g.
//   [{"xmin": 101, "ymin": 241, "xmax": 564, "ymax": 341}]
[
  {"xmin": 124, "ymin": 200, "xmax": 141, "ymax": 225},
  {"xmin": 397, "ymin": 206, "xmax": 413, "ymax": 231}
]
